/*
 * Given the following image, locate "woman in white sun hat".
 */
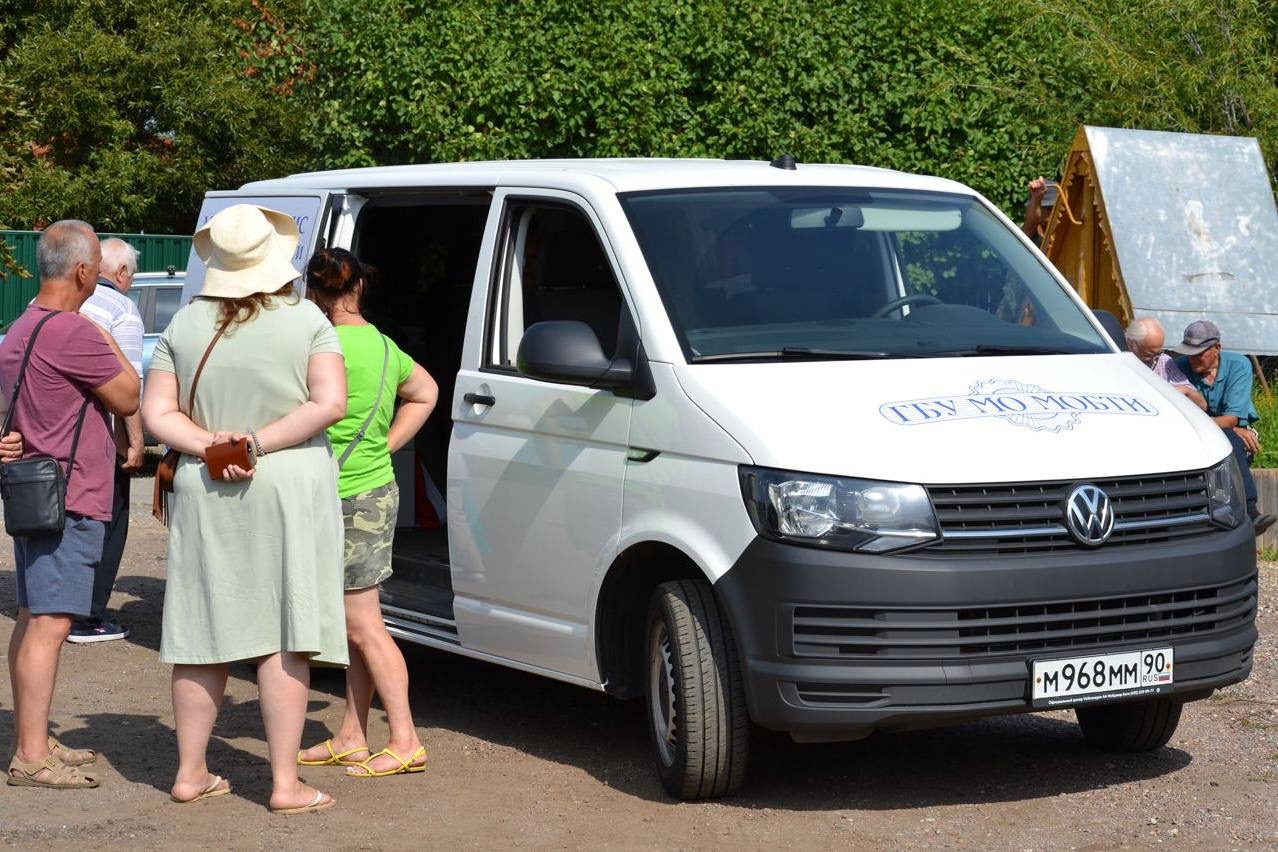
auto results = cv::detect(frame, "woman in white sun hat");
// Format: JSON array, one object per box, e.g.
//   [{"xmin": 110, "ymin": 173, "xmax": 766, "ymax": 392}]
[{"xmin": 141, "ymin": 204, "xmax": 348, "ymax": 814}]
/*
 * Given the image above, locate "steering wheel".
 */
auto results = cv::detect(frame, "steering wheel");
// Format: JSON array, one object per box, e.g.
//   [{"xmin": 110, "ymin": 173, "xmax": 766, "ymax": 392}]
[{"xmin": 871, "ymin": 293, "xmax": 943, "ymax": 318}]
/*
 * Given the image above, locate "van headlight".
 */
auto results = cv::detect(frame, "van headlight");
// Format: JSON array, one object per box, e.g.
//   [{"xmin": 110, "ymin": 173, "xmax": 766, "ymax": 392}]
[
  {"xmin": 740, "ymin": 466, "xmax": 940, "ymax": 553},
  {"xmin": 1207, "ymin": 456, "xmax": 1246, "ymax": 529}
]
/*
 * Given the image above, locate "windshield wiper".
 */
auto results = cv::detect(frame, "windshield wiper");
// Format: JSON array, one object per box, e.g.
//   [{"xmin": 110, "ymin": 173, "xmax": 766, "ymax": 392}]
[
  {"xmin": 694, "ymin": 347, "xmax": 893, "ymax": 363},
  {"xmin": 923, "ymin": 344, "xmax": 1083, "ymax": 357}
]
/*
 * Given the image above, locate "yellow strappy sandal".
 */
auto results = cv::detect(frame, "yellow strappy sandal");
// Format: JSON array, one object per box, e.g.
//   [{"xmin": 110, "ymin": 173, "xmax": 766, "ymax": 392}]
[
  {"xmin": 297, "ymin": 739, "xmax": 368, "ymax": 767},
  {"xmin": 345, "ymin": 745, "xmax": 427, "ymax": 778}
]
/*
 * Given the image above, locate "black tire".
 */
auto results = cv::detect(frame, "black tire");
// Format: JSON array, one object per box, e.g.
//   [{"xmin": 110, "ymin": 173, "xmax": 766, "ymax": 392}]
[
  {"xmin": 645, "ymin": 578, "xmax": 749, "ymax": 799},
  {"xmin": 1075, "ymin": 697, "xmax": 1183, "ymax": 752}
]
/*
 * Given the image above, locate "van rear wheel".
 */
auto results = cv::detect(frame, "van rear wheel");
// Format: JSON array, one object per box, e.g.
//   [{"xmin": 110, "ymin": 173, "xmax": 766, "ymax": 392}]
[
  {"xmin": 645, "ymin": 578, "xmax": 749, "ymax": 799},
  {"xmin": 1075, "ymin": 697, "xmax": 1182, "ymax": 752}
]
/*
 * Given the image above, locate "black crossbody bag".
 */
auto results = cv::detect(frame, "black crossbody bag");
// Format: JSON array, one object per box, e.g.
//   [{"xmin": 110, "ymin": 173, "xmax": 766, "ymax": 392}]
[{"xmin": 0, "ymin": 311, "xmax": 92, "ymax": 537}]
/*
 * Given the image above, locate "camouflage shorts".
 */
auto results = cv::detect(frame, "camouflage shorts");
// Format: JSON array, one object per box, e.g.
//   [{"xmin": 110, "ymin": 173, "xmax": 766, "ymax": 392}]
[{"xmin": 342, "ymin": 482, "xmax": 399, "ymax": 590}]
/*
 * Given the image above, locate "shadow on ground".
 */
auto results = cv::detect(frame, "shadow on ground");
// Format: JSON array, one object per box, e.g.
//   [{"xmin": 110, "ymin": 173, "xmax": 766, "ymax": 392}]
[
  {"xmin": 306, "ymin": 641, "xmax": 1194, "ymax": 809},
  {"xmin": 0, "ymin": 564, "xmax": 1193, "ymax": 810}
]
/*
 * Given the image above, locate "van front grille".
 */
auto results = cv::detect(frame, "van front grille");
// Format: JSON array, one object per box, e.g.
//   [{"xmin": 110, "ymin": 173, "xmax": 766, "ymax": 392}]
[
  {"xmin": 923, "ymin": 470, "xmax": 1218, "ymax": 556},
  {"xmin": 789, "ymin": 576, "xmax": 1256, "ymax": 660}
]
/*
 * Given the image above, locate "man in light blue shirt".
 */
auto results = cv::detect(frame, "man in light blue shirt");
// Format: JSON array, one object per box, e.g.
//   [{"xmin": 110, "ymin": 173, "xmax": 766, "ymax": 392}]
[
  {"xmin": 1173, "ymin": 319, "xmax": 1274, "ymax": 536},
  {"xmin": 69, "ymin": 237, "xmax": 145, "ymax": 643}
]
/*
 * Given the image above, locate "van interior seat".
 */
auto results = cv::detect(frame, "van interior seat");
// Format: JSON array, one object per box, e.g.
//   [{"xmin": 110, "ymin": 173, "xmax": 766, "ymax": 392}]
[
  {"xmin": 728, "ymin": 227, "xmax": 889, "ymax": 324},
  {"xmin": 525, "ymin": 225, "xmax": 623, "ymax": 356}
]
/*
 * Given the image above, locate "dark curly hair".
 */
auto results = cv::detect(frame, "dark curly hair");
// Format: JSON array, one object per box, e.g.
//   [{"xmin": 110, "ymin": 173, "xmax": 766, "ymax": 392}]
[{"xmin": 305, "ymin": 247, "xmax": 366, "ymax": 320}]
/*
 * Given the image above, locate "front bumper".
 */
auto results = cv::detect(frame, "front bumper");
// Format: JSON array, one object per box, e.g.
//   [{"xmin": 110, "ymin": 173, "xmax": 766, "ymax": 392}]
[{"xmin": 713, "ymin": 523, "xmax": 1256, "ymax": 741}]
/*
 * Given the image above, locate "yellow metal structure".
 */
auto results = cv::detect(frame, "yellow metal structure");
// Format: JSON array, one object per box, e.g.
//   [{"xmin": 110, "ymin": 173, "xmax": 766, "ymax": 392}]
[{"xmin": 1040, "ymin": 127, "xmax": 1133, "ymax": 326}]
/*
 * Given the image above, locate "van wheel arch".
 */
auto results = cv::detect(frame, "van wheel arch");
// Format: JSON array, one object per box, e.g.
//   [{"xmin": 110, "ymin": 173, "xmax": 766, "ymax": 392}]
[{"xmin": 595, "ymin": 542, "xmax": 714, "ymax": 699}]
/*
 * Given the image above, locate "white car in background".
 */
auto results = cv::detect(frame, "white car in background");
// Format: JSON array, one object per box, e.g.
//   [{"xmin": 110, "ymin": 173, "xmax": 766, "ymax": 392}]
[{"xmin": 126, "ymin": 267, "xmax": 184, "ymax": 377}]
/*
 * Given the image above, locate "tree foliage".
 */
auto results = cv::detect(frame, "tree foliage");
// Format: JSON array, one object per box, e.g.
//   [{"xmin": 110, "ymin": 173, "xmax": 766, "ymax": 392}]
[
  {"xmin": 0, "ymin": 0, "xmax": 310, "ymax": 235},
  {"xmin": 3, "ymin": 0, "xmax": 1276, "ymax": 245},
  {"xmin": 246, "ymin": 0, "xmax": 1278, "ymax": 215}
]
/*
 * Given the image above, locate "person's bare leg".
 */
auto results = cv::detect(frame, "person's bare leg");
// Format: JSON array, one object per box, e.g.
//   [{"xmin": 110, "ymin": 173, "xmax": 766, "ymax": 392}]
[
  {"xmin": 258, "ymin": 651, "xmax": 330, "ymax": 810},
  {"xmin": 7, "ymin": 609, "xmax": 30, "ymax": 754},
  {"xmin": 343, "ymin": 588, "xmax": 423, "ymax": 775},
  {"xmin": 296, "ymin": 598, "xmax": 374, "ymax": 764},
  {"xmin": 10, "ymin": 611, "xmax": 71, "ymax": 767},
  {"xmin": 170, "ymin": 663, "xmax": 229, "ymax": 801}
]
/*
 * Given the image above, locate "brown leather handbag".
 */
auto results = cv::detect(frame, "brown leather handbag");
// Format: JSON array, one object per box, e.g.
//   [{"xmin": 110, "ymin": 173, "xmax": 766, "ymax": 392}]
[{"xmin": 152, "ymin": 320, "xmax": 231, "ymax": 524}]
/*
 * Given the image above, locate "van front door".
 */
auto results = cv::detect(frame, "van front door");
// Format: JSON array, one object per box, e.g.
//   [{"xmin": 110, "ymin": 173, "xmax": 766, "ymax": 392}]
[{"xmin": 448, "ymin": 190, "xmax": 634, "ymax": 680}]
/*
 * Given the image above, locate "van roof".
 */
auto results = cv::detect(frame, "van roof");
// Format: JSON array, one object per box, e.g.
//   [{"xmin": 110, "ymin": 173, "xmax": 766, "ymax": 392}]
[{"xmin": 239, "ymin": 158, "xmax": 976, "ymax": 196}]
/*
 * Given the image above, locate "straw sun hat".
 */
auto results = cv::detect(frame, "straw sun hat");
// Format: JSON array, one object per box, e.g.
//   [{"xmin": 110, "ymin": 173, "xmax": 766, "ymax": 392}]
[{"xmin": 194, "ymin": 204, "xmax": 300, "ymax": 299}]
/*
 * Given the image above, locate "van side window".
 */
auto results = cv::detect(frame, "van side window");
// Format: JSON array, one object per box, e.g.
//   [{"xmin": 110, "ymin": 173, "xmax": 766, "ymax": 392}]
[{"xmin": 489, "ymin": 202, "xmax": 625, "ymax": 369}]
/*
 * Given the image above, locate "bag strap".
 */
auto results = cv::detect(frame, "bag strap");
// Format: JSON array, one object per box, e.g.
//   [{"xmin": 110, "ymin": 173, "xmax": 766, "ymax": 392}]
[
  {"xmin": 183, "ymin": 319, "xmax": 232, "ymax": 418},
  {"xmin": 338, "ymin": 333, "xmax": 391, "ymax": 469},
  {"xmin": 0, "ymin": 310, "xmax": 61, "ymax": 437},
  {"xmin": 61, "ymin": 397, "xmax": 93, "ymax": 487}
]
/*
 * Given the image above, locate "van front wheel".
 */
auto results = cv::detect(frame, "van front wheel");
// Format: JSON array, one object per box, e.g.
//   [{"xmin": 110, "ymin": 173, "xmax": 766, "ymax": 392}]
[
  {"xmin": 1075, "ymin": 697, "xmax": 1182, "ymax": 752},
  {"xmin": 645, "ymin": 578, "xmax": 749, "ymax": 799}
]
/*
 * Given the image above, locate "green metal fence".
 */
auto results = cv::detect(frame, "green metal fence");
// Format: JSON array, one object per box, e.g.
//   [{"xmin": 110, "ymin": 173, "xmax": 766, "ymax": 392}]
[{"xmin": 0, "ymin": 230, "xmax": 192, "ymax": 328}]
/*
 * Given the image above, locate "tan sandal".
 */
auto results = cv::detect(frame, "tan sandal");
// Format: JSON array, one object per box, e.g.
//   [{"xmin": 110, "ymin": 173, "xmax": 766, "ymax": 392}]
[
  {"xmin": 271, "ymin": 789, "xmax": 334, "ymax": 815},
  {"xmin": 170, "ymin": 774, "xmax": 230, "ymax": 804},
  {"xmin": 49, "ymin": 736, "xmax": 97, "ymax": 766},
  {"xmin": 7, "ymin": 753, "xmax": 100, "ymax": 789}
]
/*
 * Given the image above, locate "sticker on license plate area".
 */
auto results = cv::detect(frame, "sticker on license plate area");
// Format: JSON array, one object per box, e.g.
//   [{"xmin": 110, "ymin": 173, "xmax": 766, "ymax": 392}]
[{"xmin": 1031, "ymin": 647, "xmax": 1173, "ymax": 708}]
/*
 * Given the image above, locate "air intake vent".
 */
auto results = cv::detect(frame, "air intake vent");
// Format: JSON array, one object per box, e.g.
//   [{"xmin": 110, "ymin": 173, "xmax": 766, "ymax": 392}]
[
  {"xmin": 792, "ymin": 683, "xmax": 887, "ymax": 706},
  {"xmin": 790, "ymin": 576, "xmax": 1256, "ymax": 660}
]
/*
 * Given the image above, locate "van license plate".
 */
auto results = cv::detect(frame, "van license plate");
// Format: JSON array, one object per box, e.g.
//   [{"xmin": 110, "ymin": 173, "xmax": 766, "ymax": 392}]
[{"xmin": 1031, "ymin": 647, "xmax": 1173, "ymax": 708}]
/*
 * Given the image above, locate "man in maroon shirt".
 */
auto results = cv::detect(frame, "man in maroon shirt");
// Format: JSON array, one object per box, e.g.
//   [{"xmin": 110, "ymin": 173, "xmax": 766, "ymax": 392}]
[{"xmin": 0, "ymin": 220, "xmax": 139, "ymax": 789}]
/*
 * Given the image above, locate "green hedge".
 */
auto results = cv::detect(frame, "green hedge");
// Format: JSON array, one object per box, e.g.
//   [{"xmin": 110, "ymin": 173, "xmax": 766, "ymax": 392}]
[
  {"xmin": 3, "ymin": 0, "xmax": 1275, "ymax": 240},
  {"xmin": 243, "ymin": 0, "xmax": 1278, "ymax": 216}
]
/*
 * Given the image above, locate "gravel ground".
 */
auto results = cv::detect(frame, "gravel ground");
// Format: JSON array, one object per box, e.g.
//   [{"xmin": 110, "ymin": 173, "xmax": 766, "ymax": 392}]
[{"xmin": 0, "ymin": 479, "xmax": 1276, "ymax": 850}]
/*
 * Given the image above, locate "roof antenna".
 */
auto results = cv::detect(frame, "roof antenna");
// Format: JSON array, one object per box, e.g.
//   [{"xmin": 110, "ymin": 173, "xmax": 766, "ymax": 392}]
[{"xmin": 769, "ymin": 153, "xmax": 797, "ymax": 171}]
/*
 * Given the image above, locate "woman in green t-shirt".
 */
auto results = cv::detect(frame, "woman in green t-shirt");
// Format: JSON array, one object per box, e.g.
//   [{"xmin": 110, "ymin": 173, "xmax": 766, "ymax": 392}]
[{"xmin": 298, "ymin": 248, "xmax": 439, "ymax": 777}]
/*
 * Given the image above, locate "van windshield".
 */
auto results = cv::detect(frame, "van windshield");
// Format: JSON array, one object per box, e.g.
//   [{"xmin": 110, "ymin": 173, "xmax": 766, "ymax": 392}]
[{"xmin": 618, "ymin": 187, "xmax": 1111, "ymax": 362}]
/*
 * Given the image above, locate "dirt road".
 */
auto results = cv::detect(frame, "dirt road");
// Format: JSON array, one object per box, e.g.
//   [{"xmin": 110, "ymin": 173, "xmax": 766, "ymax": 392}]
[{"xmin": 2, "ymin": 480, "xmax": 1276, "ymax": 849}]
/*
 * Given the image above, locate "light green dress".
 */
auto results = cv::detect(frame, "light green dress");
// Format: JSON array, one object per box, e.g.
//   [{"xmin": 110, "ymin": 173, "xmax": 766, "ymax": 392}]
[{"xmin": 151, "ymin": 296, "xmax": 348, "ymax": 666}]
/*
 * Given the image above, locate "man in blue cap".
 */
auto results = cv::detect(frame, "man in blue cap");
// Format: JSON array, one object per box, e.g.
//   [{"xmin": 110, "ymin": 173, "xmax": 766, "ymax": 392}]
[{"xmin": 1173, "ymin": 319, "xmax": 1276, "ymax": 535}]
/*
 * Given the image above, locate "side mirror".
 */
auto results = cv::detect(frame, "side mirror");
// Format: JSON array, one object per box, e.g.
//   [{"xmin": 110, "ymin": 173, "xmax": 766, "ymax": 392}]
[
  {"xmin": 516, "ymin": 320, "xmax": 633, "ymax": 389},
  {"xmin": 1092, "ymin": 309, "xmax": 1128, "ymax": 352}
]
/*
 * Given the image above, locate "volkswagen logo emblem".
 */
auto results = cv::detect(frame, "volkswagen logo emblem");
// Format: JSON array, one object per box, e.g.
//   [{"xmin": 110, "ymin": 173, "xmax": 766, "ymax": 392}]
[{"xmin": 1064, "ymin": 483, "xmax": 1114, "ymax": 546}]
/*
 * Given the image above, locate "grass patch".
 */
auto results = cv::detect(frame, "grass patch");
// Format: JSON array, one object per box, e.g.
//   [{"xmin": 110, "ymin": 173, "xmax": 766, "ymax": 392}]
[
  {"xmin": 1259, "ymin": 547, "xmax": 1278, "ymax": 562},
  {"xmin": 1254, "ymin": 388, "xmax": 1278, "ymax": 468}
]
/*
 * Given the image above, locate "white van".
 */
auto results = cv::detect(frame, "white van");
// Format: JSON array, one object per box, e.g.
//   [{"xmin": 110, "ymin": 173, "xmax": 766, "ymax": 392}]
[{"xmin": 185, "ymin": 159, "xmax": 1256, "ymax": 799}]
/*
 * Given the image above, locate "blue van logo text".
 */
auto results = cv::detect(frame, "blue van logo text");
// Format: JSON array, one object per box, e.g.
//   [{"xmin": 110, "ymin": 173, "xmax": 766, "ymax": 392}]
[{"xmin": 879, "ymin": 379, "xmax": 1158, "ymax": 433}]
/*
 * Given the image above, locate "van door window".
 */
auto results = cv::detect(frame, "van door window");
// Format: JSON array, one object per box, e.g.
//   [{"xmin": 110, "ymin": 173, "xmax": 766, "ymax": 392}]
[{"xmin": 489, "ymin": 202, "xmax": 625, "ymax": 369}]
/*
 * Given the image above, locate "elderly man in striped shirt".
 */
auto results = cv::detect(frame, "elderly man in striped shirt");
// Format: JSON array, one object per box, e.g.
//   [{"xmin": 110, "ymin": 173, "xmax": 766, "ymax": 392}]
[{"xmin": 69, "ymin": 237, "xmax": 144, "ymax": 644}]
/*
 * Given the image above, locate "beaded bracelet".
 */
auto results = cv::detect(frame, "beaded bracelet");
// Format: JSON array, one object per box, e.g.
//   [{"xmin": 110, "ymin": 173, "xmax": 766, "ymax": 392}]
[{"xmin": 249, "ymin": 430, "xmax": 266, "ymax": 458}]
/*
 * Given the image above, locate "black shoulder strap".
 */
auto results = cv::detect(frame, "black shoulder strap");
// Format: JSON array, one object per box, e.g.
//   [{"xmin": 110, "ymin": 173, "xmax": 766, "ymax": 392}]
[
  {"xmin": 62, "ymin": 398, "xmax": 93, "ymax": 486},
  {"xmin": 337, "ymin": 332, "xmax": 391, "ymax": 469},
  {"xmin": 2, "ymin": 310, "xmax": 96, "ymax": 484},
  {"xmin": 0, "ymin": 310, "xmax": 61, "ymax": 437}
]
